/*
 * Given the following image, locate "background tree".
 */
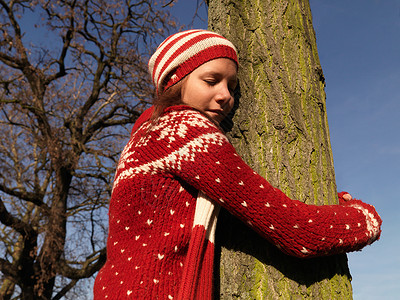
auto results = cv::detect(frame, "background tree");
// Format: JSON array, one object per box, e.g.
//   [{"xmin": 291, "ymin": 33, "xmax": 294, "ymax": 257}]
[
  {"xmin": 0, "ymin": 0, "xmax": 175, "ymax": 299},
  {"xmin": 208, "ymin": 0, "xmax": 353, "ymax": 298}
]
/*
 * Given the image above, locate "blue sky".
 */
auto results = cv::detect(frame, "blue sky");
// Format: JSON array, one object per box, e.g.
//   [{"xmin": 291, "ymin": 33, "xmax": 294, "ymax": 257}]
[
  {"xmin": 170, "ymin": 1, "xmax": 400, "ymax": 299},
  {"xmin": 311, "ymin": 1, "xmax": 400, "ymax": 299}
]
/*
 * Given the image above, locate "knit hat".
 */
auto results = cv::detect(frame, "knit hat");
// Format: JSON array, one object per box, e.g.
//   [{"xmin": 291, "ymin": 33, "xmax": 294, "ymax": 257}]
[{"xmin": 148, "ymin": 29, "xmax": 238, "ymax": 95}]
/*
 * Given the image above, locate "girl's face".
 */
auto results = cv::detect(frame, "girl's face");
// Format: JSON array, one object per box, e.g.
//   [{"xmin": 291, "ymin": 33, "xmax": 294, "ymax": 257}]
[{"xmin": 181, "ymin": 58, "xmax": 238, "ymax": 123}]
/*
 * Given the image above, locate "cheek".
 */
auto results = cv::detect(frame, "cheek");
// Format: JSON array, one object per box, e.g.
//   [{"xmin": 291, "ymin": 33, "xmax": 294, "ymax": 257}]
[
  {"xmin": 181, "ymin": 85, "xmax": 195, "ymax": 106},
  {"xmin": 226, "ymin": 98, "xmax": 235, "ymax": 112},
  {"xmin": 186, "ymin": 89, "xmax": 208, "ymax": 108}
]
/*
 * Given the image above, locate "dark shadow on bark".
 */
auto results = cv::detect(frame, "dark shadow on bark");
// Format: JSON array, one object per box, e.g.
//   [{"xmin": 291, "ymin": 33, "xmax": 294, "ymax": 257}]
[
  {"xmin": 220, "ymin": 81, "xmax": 241, "ymax": 134},
  {"xmin": 213, "ymin": 209, "xmax": 352, "ymax": 299}
]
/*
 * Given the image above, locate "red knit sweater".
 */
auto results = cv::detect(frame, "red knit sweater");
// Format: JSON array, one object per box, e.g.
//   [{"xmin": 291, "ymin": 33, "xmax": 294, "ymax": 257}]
[{"xmin": 93, "ymin": 105, "xmax": 381, "ymax": 299}]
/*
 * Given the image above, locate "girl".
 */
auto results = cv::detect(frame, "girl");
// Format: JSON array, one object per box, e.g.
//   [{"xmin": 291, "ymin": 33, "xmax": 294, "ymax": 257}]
[{"xmin": 94, "ymin": 29, "xmax": 381, "ymax": 300}]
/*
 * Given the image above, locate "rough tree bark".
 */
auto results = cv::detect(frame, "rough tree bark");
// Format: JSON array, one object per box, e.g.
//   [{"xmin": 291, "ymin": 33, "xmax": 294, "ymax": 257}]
[{"xmin": 208, "ymin": 0, "xmax": 353, "ymax": 299}]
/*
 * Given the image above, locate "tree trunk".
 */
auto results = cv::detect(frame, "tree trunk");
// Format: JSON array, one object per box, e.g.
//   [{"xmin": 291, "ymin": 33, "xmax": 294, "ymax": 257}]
[{"xmin": 208, "ymin": 0, "xmax": 353, "ymax": 298}]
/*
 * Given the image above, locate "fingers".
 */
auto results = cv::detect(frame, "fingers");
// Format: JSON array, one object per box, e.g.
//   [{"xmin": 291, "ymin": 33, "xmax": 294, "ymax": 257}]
[{"xmin": 342, "ymin": 193, "xmax": 352, "ymax": 201}]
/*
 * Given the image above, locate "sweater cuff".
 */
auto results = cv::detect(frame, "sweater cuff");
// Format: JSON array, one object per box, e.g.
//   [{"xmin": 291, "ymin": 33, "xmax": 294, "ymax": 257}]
[{"xmin": 346, "ymin": 200, "xmax": 382, "ymax": 244}]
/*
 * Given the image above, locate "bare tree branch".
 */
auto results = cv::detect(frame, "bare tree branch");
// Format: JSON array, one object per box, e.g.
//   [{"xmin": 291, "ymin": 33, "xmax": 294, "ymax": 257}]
[
  {"xmin": 52, "ymin": 279, "xmax": 78, "ymax": 300},
  {"xmin": 0, "ymin": 197, "xmax": 36, "ymax": 237},
  {"xmin": 56, "ymin": 248, "xmax": 107, "ymax": 280},
  {"xmin": 0, "ymin": 257, "xmax": 17, "ymax": 279},
  {"xmin": 0, "ymin": 1, "xmax": 176, "ymax": 297},
  {"xmin": 0, "ymin": 184, "xmax": 49, "ymax": 213}
]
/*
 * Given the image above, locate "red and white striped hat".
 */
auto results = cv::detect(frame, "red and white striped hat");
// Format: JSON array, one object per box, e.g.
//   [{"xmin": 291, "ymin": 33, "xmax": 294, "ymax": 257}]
[{"xmin": 148, "ymin": 29, "xmax": 238, "ymax": 95}]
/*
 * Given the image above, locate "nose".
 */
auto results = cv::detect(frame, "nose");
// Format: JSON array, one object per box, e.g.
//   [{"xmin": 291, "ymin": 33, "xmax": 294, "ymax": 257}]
[{"xmin": 215, "ymin": 83, "xmax": 232, "ymax": 104}]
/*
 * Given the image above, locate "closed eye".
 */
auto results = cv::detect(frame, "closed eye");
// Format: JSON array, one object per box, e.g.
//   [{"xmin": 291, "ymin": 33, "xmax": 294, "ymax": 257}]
[{"xmin": 204, "ymin": 79, "xmax": 217, "ymax": 86}]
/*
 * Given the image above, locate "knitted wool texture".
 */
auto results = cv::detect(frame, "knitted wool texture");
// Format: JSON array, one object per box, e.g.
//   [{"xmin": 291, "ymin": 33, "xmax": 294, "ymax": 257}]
[
  {"xmin": 148, "ymin": 29, "xmax": 238, "ymax": 95},
  {"xmin": 93, "ymin": 106, "xmax": 381, "ymax": 300}
]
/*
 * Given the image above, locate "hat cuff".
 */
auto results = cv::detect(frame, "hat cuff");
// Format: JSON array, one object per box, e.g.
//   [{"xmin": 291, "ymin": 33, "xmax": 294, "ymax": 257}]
[{"xmin": 162, "ymin": 45, "xmax": 238, "ymax": 93}]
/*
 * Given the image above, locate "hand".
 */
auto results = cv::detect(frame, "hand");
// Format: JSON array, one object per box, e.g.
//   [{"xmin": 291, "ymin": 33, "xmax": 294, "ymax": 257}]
[
  {"xmin": 338, "ymin": 191, "xmax": 352, "ymax": 205},
  {"xmin": 342, "ymin": 193, "xmax": 352, "ymax": 201}
]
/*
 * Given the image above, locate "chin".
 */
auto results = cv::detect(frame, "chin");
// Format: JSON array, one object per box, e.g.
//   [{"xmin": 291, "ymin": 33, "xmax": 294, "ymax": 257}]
[{"xmin": 211, "ymin": 115, "xmax": 224, "ymax": 124}]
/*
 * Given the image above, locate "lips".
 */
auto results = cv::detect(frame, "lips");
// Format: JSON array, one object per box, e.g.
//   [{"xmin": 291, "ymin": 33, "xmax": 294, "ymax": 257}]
[
  {"xmin": 208, "ymin": 109, "xmax": 224, "ymax": 114},
  {"xmin": 206, "ymin": 109, "xmax": 225, "ymax": 122}
]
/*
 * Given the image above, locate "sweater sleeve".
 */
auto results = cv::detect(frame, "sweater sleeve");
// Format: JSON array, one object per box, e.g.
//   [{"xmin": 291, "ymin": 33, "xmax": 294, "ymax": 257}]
[{"xmin": 118, "ymin": 107, "xmax": 382, "ymax": 258}]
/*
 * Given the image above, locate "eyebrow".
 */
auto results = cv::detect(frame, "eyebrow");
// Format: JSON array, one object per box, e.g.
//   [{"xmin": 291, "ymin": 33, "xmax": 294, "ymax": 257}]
[{"xmin": 202, "ymin": 70, "xmax": 237, "ymax": 81}]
